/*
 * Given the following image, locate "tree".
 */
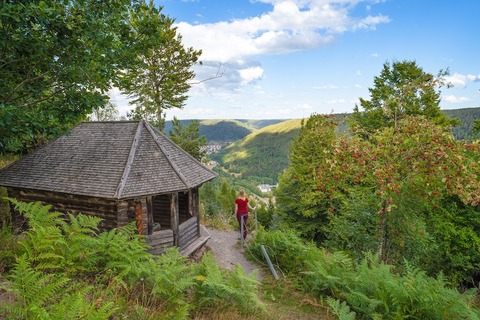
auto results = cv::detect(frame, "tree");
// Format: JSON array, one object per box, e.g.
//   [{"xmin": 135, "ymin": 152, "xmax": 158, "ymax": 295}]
[
  {"xmin": 274, "ymin": 114, "xmax": 339, "ymax": 242},
  {"xmin": 0, "ymin": 0, "xmax": 162, "ymax": 153},
  {"xmin": 168, "ymin": 117, "xmax": 207, "ymax": 161},
  {"xmin": 123, "ymin": 5, "xmax": 201, "ymax": 131},
  {"xmin": 88, "ymin": 102, "xmax": 119, "ymax": 121},
  {"xmin": 277, "ymin": 114, "xmax": 480, "ymax": 268},
  {"xmin": 351, "ymin": 60, "xmax": 458, "ymax": 135},
  {"xmin": 473, "ymin": 119, "xmax": 480, "ymax": 136}
]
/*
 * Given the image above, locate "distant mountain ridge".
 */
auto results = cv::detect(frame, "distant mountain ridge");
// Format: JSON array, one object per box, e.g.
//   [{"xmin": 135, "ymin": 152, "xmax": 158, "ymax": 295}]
[
  {"xmin": 165, "ymin": 107, "xmax": 478, "ymax": 144},
  {"xmin": 210, "ymin": 119, "xmax": 303, "ymax": 184},
  {"xmin": 164, "ymin": 119, "xmax": 285, "ymax": 144},
  {"xmin": 174, "ymin": 107, "xmax": 479, "ymax": 184}
]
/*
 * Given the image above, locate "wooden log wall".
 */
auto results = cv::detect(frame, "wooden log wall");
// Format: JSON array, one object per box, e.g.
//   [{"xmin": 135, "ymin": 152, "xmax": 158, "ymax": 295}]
[
  {"xmin": 146, "ymin": 229, "xmax": 174, "ymax": 255},
  {"xmin": 7, "ymin": 188, "xmax": 118, "ymax": 231},
  {"xmin": 178, "ymin": 216, "xmax": 198, "ymax": 251}
]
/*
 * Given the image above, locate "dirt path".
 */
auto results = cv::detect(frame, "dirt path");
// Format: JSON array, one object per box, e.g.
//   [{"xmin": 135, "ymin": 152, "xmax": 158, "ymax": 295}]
[{"xmin": 201, "ymin": 226, "xmax": 264, "ymax": 281}]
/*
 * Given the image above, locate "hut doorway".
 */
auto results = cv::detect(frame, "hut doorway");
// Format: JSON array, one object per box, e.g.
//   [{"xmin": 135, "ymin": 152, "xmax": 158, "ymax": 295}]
[{"xmin": 151, "ymin": 194, "xmax": 171, "ymax": 231}]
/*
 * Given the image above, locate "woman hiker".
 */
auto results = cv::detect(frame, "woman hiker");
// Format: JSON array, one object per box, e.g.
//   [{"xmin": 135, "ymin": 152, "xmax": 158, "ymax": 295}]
[{"xmin": 234, "ymin": 189, "xmax": 255, "ymax": 240}]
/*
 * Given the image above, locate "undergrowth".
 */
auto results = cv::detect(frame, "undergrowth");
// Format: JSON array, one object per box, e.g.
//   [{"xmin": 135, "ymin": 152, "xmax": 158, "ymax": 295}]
[
  {"xmin": 248, "ymin": 228, "xmax": 480, "ymax": 319},
  {"xmin": 0, "ymin": 199, "xmax": 264, "ymax": 319}
]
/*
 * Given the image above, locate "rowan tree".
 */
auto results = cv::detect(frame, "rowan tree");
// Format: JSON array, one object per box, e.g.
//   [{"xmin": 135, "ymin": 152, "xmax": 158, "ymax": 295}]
[{"xmin": 276, "ymin": 114, "xmax": 480, "ymax": 269}]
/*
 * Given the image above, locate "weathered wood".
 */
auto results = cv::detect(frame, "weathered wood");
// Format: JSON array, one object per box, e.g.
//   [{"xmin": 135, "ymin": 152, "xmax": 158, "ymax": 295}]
[
  {"xmin": 152, "ymin": 194, "xmax": 171, "ymax": 229},
  {"xmin": 170, "ymin": 193, "xmax": 179, "ymax": 246},
  {"xmin": 179, "ymin": 216, "xmax": 197, "ymax": 233},
  {"xmin": 114, "ymin": 122, "xmax": 143, "ymax": 198},
  {"xmin": 8, "ymin": 188, "xmax": 119, "ymax": 231},
  {"xmin": 147, "ymin": 196, "xmax": 153, "ymax": 234},
  {"xmin": 178, "ymin": 216, "xmax": 198, "ymax": 250},
  {"xmin": 146, "ymin": 229, "xmax": 174, "ymax": 252},
  {"xmin": 145, "ymin": 228, "xmax": 175, "ymax": 253}
]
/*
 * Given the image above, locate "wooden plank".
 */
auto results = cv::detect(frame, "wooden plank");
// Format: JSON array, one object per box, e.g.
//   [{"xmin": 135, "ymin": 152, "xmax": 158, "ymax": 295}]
[{"xmin": 179, "ymin": 216, "xmax": 197, "ymax": 233}]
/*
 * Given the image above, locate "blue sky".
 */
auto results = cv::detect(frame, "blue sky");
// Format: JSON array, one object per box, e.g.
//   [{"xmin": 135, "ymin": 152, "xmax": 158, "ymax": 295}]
[{"xmin": 114, "ymin": 0, "xmax": 480, "ymax": 120}]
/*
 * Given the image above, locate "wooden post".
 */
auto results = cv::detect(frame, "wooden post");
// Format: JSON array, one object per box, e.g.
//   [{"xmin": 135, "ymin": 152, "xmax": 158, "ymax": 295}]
[
  {"xmin": 146, "ymin": 196, "xmax": 153, "ymax": 235},
  {"xmin": 170, "ymin": 193, "xmax": 179, "ymax": 246},
  {"xmin": 192, "ymin": 188, "xmax": 200, "ymax": 237},
  {"xmin": 134, "ymin": 201, "xmax": 143, "ymax": 235}
]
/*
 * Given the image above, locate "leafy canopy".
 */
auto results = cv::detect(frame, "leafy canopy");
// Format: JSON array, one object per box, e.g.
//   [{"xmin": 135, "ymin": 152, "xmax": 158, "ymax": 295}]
[
  {"xmin": 351, "ymin": 60, "xmax": 458, "ymax": 134},
  {"xmin": 1, "ymin": 0, "xmax": 200, "ymax": 153},
  {"xmin": 123, "ymin": 6, "xmax": 201, "ymax": 131}
]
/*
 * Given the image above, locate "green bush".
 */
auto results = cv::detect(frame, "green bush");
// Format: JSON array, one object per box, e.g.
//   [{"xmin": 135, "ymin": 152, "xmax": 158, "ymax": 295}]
[
  {"xmin": 193, "ymin": 252, "xmax": 265, "ymax": 314},
  {"xmin": 248, "ymin": 229, "xmax": 480, "ymax": 319},
  {"xmin": 0, "ymin": 199, "xmax": 264, "ymax": 319}
]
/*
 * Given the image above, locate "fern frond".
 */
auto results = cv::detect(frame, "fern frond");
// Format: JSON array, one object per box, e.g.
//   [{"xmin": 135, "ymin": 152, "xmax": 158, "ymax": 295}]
[
  {"xmin": 3, "ymin": 255, "xmax": 70, "ymax": 318},
  {"xmin": 326, "ymin": 297, "xmax": 356, "ymax": 320}
]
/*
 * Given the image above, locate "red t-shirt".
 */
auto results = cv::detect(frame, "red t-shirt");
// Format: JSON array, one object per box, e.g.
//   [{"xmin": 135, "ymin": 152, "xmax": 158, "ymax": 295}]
[{"xmin": 235, "ymin": 198, "xmax": 249, "ymax": 214}]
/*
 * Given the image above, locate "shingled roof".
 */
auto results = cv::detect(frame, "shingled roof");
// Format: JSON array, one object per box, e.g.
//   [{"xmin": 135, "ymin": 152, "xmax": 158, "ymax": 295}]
[{"xmin": 0, "ymin": 120, "xmax": 217, "ymax": 199}]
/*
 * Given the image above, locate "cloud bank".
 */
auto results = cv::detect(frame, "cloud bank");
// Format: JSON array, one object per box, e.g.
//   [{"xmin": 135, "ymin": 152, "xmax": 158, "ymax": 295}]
[{"xmin": 177, "ymin": 0, "xmax": 389, "ymax": 91}]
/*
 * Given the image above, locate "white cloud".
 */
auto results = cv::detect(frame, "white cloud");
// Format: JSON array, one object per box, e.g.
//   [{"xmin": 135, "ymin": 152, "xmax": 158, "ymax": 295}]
[
  {"xmin": 442, "ymin": 95, "xmax": 471, "ymax": 103},
  {"xmin": 313, "ymin": 84, "xmax": 339, "ymax": 89},
  {"xmin": 108, "ymin": 88, "xmax": 132, "ymax": 117},
  {"xmin": 177, "ymin": 1, "xmax": 388, "ymax": 62},
  {"xmin": 444, "ymin": 73, "xmax": 480, "ymax": 88},
  {"xmin": 239, "ymin": 66, "xmax": 264, "ymax": 85},
  {"xmin": 326, "ymin": 98, "xmax": 347, "ymax": 104}
]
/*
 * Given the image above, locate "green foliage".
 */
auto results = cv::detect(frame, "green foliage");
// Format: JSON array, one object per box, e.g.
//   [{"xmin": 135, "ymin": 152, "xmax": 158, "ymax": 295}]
[
  {"xmin": 0, "ymin": 255, "xmax": 117, "ymax": 319},
  {"xmin": 1, "ymin": 199, "xmax": 265, "ymax": 318},
  {"xmin": 248, "ymin": 229, "xmax": 320, "ymax": 276},
  {"xmin": 326, "ymin": 297, "xmax": 356, "ymax": 320},
  {"xmin": 0, "ymin": 0, "xmax": 161, "ymax": 153},
  {"xmin": 474, "ymin": 119, "xmax": 480, "ymax": 136},
  {"xmin": 277, "ymin": 112, "xmax": 480, "ymax": 283},
  {"xmin": 169, "ymin": 117, "xmax": 207, "ymax": 161},
  {"xmin": 124, "ymin": 8, "xmax": 201, "ymax": 130},
  {"xmin": 255, "ymin": 199, "xmax": 275, "ymax": 229},
  {"xmin": 147, "ymin": 248, "xmax": 193, "ymax": 318},
  {"xmin": 0, "ymin": 221, "xmax": 19, "ymax": 273},
  {"xmin": 248, "ymin": 230, "xmax": 480, "ymax": 319},
  {"xmin": 444, "ymin": 107, "xmax": 480, "ymax": 140},
  {"xmin": 351, "ymin": 60, "xmax": 458, "ymax": 135},
  {"xmin": 323, "ymin": 189, "xmax": 378, "ymax": 261},
  {"xmin": 193, "ymin": 252, "xmax": 265, "ymax": 315},
  {"xmin": 275, "ymin": 115, "xmax": 339, "ymax": 242},
  {"xmin": 424, "ymin": 197, "xmax": 480, "ymax": 286},
  {"xmin": 212, "ymin": 119, "xmax": 302, "ymax": 183}
]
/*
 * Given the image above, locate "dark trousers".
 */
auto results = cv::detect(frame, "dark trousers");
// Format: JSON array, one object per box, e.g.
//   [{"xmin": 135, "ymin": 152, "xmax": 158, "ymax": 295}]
[{"xmin": 236, "ymin": 213, "xmax": 248, "ymax": 239}]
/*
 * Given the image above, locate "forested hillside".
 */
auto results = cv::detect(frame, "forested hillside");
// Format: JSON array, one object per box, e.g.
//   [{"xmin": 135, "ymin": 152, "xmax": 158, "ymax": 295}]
[
  {"xmin": 164, "ymin": 119, "xmax": 285, "ymax": 144},
  {"xmin": 444, "ymin": 107, "xmax": 480, "ymax": 140},
  {"xmin": 210, "ymin": 119, "xmax": 302, "ymax": 184}
]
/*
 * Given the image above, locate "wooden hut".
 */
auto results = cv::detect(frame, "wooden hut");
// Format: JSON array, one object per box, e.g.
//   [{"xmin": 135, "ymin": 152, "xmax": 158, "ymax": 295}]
[{"xmin": 0, "ymin": 120, "xmax": 217, "ymax": 255}]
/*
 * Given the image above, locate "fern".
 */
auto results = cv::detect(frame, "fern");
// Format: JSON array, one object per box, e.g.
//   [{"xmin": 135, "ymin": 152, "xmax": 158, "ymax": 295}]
[
  {"xmin": 193, "ymin": 252, "xmax": 265, "ymax": 315},
  {"xmin": 1, "ymin": 255, "xmax": 70, "ymax": 318},
  {"xmin": 95, "ymin": 222, "xmax": 153, "ymax": 285},
  {"xmin": 326, "ymin": 297, "xmax": 356, "ymax": 320}
]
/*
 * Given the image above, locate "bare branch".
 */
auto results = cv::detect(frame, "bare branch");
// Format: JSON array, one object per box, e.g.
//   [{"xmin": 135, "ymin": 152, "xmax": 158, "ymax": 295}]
[{"xmin": 188, "ymin": 63, "xmax": 225, "ymax": 85}]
